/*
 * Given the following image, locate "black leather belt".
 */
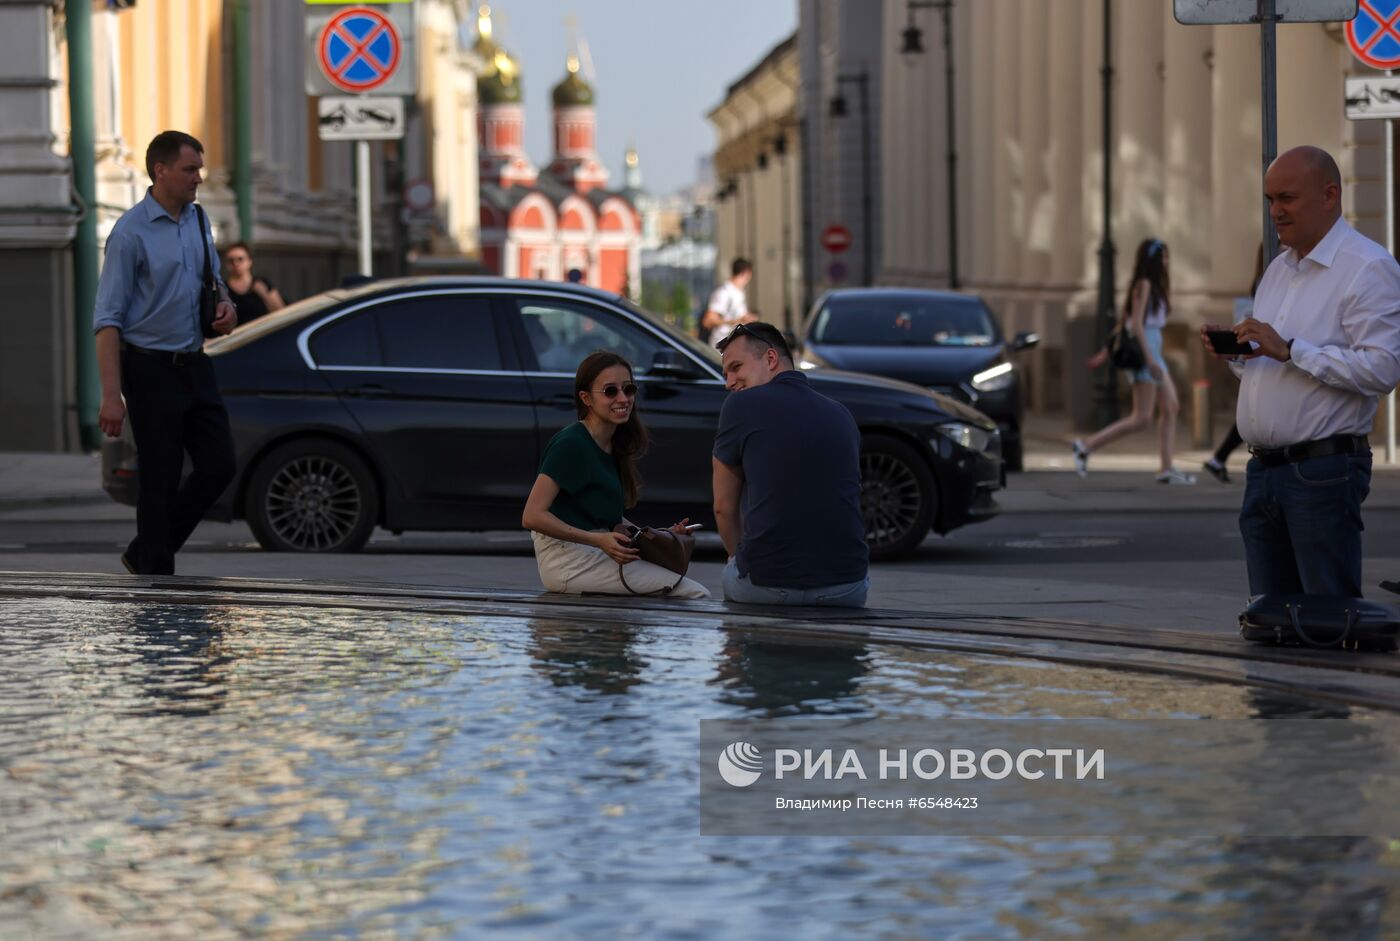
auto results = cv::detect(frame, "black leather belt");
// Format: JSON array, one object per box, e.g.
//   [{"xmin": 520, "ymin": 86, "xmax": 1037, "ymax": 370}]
[
  {"xmin": 1249, "ymin": 434, "xmax": 1369, "ymax": 467},
  {"xmin": 121, "ymin": 342, "xmax": 205, "ymax": 366}
]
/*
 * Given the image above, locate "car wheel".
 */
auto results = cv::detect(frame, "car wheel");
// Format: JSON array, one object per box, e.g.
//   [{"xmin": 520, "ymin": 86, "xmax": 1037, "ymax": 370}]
[
  {"xmin": 245, "ymin": 439, "xmax": 378, "ymax": 553},
  {"xmin": 860, "ymin": 434, "xmax": 936, "ymax": 561}
]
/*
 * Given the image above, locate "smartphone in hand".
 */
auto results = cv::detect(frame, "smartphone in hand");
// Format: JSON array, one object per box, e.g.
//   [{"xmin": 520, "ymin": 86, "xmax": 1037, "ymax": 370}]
[{"xmin": 1207, "ymin": 329, "xmax": 1254, "ymax": 356}]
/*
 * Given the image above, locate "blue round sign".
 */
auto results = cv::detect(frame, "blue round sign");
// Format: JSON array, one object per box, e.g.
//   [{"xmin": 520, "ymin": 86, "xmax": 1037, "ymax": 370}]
[
  {"xmin": 318, "ymin": 7, "xmax": 401, "ymax": 93},
  {"xmin": 1348, "ymin": 0, "xmax": 1400, "ymax": 71}
]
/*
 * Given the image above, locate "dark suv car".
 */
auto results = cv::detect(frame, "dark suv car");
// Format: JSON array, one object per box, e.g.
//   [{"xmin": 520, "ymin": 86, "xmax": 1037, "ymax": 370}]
[
  {"xmin": 796, "ymin": 288, "xmax": 1038, "ymax": 470},
  {"xmin": 103, "ymin": 278, "xmax": 1004, "ymax": 559}
]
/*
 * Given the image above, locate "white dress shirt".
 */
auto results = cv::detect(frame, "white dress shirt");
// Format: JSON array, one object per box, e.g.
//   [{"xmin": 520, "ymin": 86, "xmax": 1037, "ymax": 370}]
[
  {"xmin": 708, "ymin": 280, "xmax": 749, "ymax": 345},
  {"xmin": 1235, "ymin": 217, "xmax": 1400, "ymax": 448}
]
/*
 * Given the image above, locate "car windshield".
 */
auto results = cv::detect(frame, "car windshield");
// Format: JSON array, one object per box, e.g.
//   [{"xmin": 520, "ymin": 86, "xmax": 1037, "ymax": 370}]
[
  {"xmin": 618, "ymin": 297, "xmax": 723, "ymax": 368},
  {"xmin": 810, "ymin": 295, "xmax": 998, "ymax": 347}
]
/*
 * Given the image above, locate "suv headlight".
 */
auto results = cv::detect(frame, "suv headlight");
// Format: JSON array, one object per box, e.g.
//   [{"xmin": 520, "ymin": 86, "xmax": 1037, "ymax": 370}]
[
  {"xmin": 935, "ymin": 422, "xmax": 999, "ymax": 455},
  {"xmin": 971, "ymin": 361, "xmax": 1015, "ymax": 392}
]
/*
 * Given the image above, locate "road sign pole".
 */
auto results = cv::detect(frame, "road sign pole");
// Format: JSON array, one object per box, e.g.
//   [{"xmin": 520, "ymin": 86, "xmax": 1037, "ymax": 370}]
[
  {"xmin": 357, "ymin": 139, "xmax": 373, "ymax": 276},
  {"xmin": 1260, "ymin": 0, "xmax": 1280, "ymax": 265},
  {"xmin": 1388, "ymin": 74, "xmax": 1396, "ymax": 463}
]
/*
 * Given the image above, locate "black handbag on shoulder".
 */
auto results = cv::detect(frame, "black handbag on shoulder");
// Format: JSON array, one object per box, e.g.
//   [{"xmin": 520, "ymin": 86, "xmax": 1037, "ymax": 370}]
[
  {"xmin": 1239, "ymin": 594, "xmax": 1400, "ymax": 652},
  {"xmin": 1108, "ymin": 327, "xmax": 1145, "ymax": 371},
  {"xmin": 194, "ymin": 204, "xmax": 219, "ymax": 338}
]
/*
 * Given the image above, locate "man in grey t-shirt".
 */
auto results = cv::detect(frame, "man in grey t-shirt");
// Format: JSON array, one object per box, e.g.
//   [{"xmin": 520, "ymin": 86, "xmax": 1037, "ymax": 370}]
[{"xmin": 712, "ymin": 323, "xmax": 869, "ymax": 606}]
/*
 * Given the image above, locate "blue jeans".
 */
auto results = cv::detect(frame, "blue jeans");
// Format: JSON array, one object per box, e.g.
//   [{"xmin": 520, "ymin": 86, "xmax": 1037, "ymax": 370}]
[
  {"xmin": 722, "ymin": 559, "xmax": 869, "ymax": 607},
  {"xmin": 1239, "ymin": 452, "xmax": 1371, "ymax": 597}
]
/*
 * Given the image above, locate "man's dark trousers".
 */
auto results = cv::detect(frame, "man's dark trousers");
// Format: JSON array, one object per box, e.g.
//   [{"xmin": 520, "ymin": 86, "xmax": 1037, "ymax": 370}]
[
  {"xmin": 1239, "ymin": 451, "xmax": 1372, "ymax": 597},
  {"xmin": 121, "ymin": 348, "xmax": 235, "ymax": 575}
]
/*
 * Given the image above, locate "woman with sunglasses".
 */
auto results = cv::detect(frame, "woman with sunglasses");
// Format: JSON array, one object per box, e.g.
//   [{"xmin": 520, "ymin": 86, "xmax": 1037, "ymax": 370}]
[{"xmin": 522, "ymin": 351, "xmax": 710, "ymax": 598}]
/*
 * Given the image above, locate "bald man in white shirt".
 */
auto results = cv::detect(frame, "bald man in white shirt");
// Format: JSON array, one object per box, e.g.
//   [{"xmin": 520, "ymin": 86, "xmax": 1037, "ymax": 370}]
[{"xmin": 1201, "ymin": 146, "xmax": 1400, "ymax": 598}]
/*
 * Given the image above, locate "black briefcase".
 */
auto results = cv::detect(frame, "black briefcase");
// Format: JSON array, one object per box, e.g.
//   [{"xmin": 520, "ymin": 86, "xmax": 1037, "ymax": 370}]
[{"xmin": 1239, "ymin": 594, "xmax": 1400, "ymax": 652}]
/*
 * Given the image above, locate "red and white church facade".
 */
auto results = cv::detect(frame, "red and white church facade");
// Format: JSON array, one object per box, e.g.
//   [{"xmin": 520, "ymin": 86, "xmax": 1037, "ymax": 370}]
[{"xmin": 475, "ymin": 33, "xmax": 640, "ymax": 298}]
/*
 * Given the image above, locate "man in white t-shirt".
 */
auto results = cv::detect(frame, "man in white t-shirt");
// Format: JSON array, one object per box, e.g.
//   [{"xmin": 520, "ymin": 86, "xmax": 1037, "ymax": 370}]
[{"xmin": 703, "ymin": 257, "xmax": 756, "ymax": 346}]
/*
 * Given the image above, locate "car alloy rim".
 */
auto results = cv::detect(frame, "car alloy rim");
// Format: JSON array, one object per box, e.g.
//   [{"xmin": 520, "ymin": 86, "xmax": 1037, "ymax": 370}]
[
  {"xmin": 265, "ymin": 456, "xmax": 362, "ymax": 550},
  {"xmin": 860, "ymin": 451, "xmax": 923, "ymax": 548}
]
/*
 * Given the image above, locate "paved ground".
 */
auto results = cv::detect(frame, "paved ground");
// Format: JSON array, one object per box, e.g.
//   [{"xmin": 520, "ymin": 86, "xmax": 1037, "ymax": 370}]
[{"xmin": 4, "ymin": 412, "xmax": 1400, "ymax": 638}]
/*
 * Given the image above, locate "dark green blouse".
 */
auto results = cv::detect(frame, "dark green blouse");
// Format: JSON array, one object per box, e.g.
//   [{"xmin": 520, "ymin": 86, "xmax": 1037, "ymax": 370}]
[{"xmin": 538, "ymin": 421, "xmax": 625, "ymax": 532}]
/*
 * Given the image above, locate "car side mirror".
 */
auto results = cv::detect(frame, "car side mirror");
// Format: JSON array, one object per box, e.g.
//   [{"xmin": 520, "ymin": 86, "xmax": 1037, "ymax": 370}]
[
  {"xmin": 1011, "ymin": 331, "xmax": 1040, "ymax": 352},
  {"xmin": 649, "ymin": 350, "xmax": 705, "ymax": 380}
]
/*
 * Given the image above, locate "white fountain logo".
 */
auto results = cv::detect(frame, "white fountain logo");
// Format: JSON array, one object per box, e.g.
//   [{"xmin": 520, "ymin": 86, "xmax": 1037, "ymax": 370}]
[{"xmin": 717, "ymin": 742, "xmax": 764, "ymax": 787}]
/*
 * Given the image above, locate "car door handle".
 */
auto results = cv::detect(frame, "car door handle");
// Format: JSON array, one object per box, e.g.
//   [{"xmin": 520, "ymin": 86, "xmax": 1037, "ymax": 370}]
[
  {"xmin": 345, "ymin": 383, "xmax": 390, "ymax": 398},
  {"xmin": 540, "ymin": 393, "xmax": 575, "ymax": 407}
]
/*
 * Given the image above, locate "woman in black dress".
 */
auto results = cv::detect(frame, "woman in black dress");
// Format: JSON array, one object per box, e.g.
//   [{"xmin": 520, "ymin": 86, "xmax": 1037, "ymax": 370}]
[{"xmin": 222, "ymin": 242, "xmax": 285, "ymax": 325}]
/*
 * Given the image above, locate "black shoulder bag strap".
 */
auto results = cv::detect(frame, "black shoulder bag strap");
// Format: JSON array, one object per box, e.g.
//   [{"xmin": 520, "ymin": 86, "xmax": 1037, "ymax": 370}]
[
  {"xmin": 193, "ymin": 204, "xmax": 219, "ymax": 337},
  {"xmin": 195, "ymin": 204, "xmax": 214, "ymax": 288}
]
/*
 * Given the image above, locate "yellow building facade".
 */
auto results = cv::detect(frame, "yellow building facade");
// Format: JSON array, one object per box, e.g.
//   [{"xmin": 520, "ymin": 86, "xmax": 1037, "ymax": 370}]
[{"xmin": 0, "ymin": 0, "xmax": 482, "ymax": 450}]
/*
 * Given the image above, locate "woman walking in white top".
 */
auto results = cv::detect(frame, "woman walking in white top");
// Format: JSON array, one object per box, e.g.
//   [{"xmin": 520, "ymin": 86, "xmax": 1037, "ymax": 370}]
[{"xmin": 1074, "ymin": 238, "xmax": 1196, "ymax": 484}]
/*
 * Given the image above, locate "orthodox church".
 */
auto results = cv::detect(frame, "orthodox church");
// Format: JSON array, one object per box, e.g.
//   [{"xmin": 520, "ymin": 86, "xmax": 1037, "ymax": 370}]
[{"xmin": 474, "ymin": 7, "xmax": 641, "ymax": 297}]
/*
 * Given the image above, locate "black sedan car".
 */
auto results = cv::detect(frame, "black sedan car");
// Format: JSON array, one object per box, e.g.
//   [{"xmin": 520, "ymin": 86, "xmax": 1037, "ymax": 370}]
[
  {"xmin": 796, "ymin": 288, "xmax": 1038, "ymax": 470},
  {"xmin": 103, "ymin": 278, "xmax": 1003, "ymax": 560}
]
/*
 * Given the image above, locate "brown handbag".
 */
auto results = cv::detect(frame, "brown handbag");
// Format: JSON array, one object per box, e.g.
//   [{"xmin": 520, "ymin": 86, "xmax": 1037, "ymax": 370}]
[{"xmin": 612, "ymin": 519, "xmax": 695, "ymax": 594}]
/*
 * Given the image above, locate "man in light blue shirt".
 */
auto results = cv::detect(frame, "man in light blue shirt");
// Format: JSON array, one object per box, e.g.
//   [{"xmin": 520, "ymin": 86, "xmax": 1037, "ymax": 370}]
[{"xmin": 94, "ymin": 130, "xmax": 238, "ymax": 576}]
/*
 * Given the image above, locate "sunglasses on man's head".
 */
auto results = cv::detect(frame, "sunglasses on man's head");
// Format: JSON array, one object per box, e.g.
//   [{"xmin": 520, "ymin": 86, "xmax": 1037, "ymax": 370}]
[
  {"xmin": 717, "ymin": 322, "xmax": 779, "ymax": 353},
  {"xmin": 591, "ymin": 382, "xmax": 638, "ymax": 399}
]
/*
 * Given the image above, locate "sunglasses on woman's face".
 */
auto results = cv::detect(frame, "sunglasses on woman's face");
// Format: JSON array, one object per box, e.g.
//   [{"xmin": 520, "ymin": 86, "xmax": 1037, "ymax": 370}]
[{"xmin": 592, "ymin": 382, "xmax": 638, "ymax": 399}]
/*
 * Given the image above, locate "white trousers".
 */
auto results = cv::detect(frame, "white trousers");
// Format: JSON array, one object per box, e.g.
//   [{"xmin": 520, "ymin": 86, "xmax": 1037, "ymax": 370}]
[{"xmin": 530, "ymin": 531, "xmax": 711, "ymax": 599}]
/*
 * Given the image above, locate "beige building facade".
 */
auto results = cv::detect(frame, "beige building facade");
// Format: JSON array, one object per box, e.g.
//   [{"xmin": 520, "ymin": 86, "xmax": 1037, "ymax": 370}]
[
  {"xmin": 878, "ymin": 0, "xmax": 1388, "ymax": 421},
  {"xmin": 709, "ymin": 35, "xmax": 805, "ymax": 333}
]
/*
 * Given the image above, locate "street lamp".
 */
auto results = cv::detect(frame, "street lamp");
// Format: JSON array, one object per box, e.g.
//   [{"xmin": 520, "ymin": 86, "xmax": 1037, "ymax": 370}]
[
  {"xmin": 1093, "ymin": 0, "xmax": 1118, "ymax": 426},
  {"xmin": 830, "ymin": 68, "xmax": 873, "ymax": 286},
  {"xmin": 899, "ymin": 0, "xmax": 959, "ymax": 290}
]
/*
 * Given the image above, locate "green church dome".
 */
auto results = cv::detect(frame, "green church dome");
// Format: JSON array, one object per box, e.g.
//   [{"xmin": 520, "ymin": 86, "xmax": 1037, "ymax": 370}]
[{"xmin": 551, "ymin": 56, "xmax": 594, "ymax": 107}]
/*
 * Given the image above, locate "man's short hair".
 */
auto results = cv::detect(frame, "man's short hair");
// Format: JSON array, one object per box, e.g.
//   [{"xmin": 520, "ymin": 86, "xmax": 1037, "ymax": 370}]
[
  {"xmin": 716, "ymin": 321, "xmax": 792, "ymax": 362},
  {"xmin": 731, "ymin": 257, "xmax": 753, "ymax": 278},
  {"xmin": 146, "ymin": 130, "xmax": 204, "ymax": 182}
]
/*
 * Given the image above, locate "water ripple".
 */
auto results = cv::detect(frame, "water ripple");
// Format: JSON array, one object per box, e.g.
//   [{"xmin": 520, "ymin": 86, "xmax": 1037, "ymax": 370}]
[{"xmin": 0, "ymin": 598, "xmax": 1396, "ymax": 939}]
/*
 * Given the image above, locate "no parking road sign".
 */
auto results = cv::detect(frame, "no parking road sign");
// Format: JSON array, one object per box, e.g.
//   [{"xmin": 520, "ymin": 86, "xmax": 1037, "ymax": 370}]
[
  {"xmin": 305, "ymin": 4, "xmax": 416, "ymax": 97},
  {"xmin": 1348, "ymin": 0, "xmax": 1400, "ymax": 70}
]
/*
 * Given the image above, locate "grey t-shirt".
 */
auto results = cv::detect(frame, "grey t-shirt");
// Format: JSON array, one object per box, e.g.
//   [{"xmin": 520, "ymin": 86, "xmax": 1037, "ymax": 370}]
[{"xmin": 713, "ymin": 370, "xmax": 868, "ymax": 589}]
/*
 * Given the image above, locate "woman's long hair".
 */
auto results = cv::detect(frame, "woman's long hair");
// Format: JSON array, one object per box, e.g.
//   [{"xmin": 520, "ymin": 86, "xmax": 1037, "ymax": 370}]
[
  {"xmin": 574, "ymin": 351, "xmax": 650, "ymax": 508},
  {"xmin": 1122, "ymin": 238, "xmax": 1171, "ymax": 321}
]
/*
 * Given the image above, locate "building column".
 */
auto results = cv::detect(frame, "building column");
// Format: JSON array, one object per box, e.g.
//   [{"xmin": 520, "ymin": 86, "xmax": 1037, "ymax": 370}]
[
  {"xmin": 1016, "ymin": 0, "xmax": 1050, "ymax": 296},
  {"xmin": 966, "ymin": 0, "xmax": 996, "ymax": 289},
  {"xmin": 92, "ymin": 7, "xmax": 138, "ymax": 234},
  {"xmin": 1046, "ymin": 0, "xmax": 1085, "ymax": 296},
  {"xmin": 1161, "ymin": 3, "xmax": 1213, "ymax": 320},
  {"xmin": 989, "ymin": 0, "xmax": 1020, "ymax": 293},
  {"xmin": 1209, "ymin": 24, "xmax": 1260, "ymax": 303},
  {"xmin": 1115, "ymin": 0, "xmax": 1165, "ymax": 254},
  {"xmin": 1037, "ymin": 0, "xmax": 1087, "ymax": 413},
  {"xmin": 0, "ymin": 0, "xmax": 78, "ymax": 450}
]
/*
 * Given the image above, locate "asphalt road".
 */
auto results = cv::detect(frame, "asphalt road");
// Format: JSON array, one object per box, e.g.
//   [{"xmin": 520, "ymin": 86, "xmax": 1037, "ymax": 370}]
[{"xmin": 5, "ymin": 497, "xmax": 1400, "ymax": 634}]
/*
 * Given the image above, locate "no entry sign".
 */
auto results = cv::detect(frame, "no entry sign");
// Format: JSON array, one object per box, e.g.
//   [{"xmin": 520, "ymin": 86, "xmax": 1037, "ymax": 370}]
[{"xmin": 821, "ymin": 224, "xmax": 853, "ymax": 254}]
